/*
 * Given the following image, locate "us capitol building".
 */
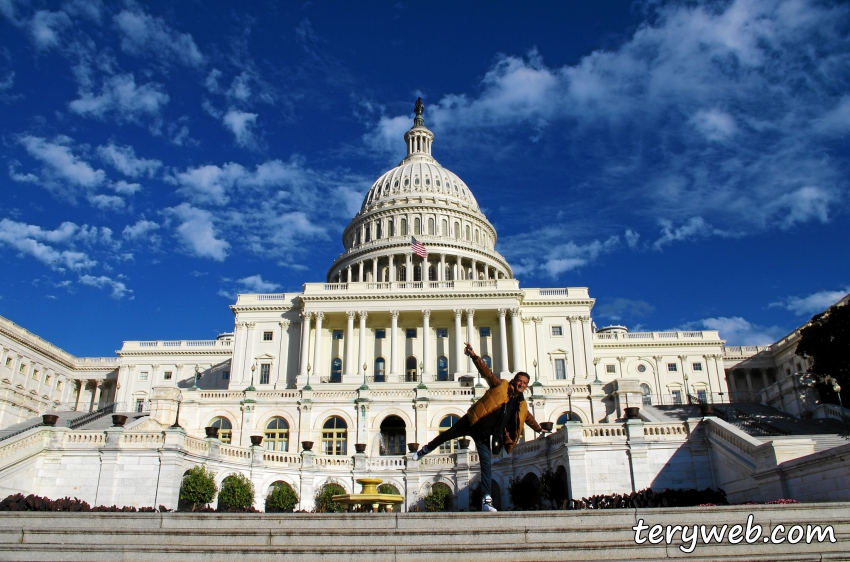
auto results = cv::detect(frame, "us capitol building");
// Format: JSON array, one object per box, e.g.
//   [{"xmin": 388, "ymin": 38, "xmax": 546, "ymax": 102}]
[{"xmin": 0, "ymin": 102, "xmax": 847, "ymax": 510}]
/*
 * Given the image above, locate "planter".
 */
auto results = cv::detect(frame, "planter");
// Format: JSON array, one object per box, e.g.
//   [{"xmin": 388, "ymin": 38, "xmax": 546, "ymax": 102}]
[
  {"xmin": 250, "ymin": 435, "xmax": 263, "ymax": 446},
  {"xmin": 301, "ymin": 440, "xmax": 314, "ymax": 452},
  {"xmin": 41, "ymin": 414, "xmax": 58, "ymax": 427},
  {"xmin": 540, "ymin": 422, "xmax": 554, "ymax": 432},
  {"xmin": 458, "ymin": 438, "xmax": 471, "ymax": 450},
  {"xmin": 354, "ymin": 443, "xmax": 367, "ymax": 453},
  {"xmin": 204, "ymin": 426, "xmax": 219, "ymax": 438},
  {"xmin": 699, "ymin": 404, "xmax": 715, "ymax": 417},
  {"xmin": 407, "ymin": 442, "xmax": 419, "ymax": 453},
  {"xmin": 624, "ymin": 406, "xmax": 641, "ymax": 420},
  {"xmin": 111, "ymin": 414, "xmax": 128, "ymax": 427}
]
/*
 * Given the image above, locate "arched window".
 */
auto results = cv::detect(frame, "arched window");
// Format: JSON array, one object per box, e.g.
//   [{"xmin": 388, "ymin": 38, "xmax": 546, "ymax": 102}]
[
  {"xmin": 210, "ymin": 417, "xmax": 232, "ymax": 444},
  {"xmin": 405, "ymin": 356, "xmax": 418, "ymax": 382},
  {"xmin": 414, "ymin": 217, "xmax": 421, "ymax": 235},
  {"xmin": 397, "ymin": 265, "xmax": 406, "ymax": 282},
  {"xmin": 465, "ymin": 225, "xmax": 471, "ymax": 240},
  {"xmin": 556, "ymin": 411, "xmax": 581, "ymax": 428},
  {"xmin": 474, "ymin": 230, "xmax": 479, "ymax": 243},
  {"xmin": 376, "ymin": 221, "xmax": 382, "ymax": 239},
  {"xmin": 264, "ymin": 417, "xmax": 289, "ymax": 451},
  {"xmin": 380, "ymin": 415, "xmax": 406, "ymax": 455},
  {"xmin": 641, "ymin": 383, "xmax": 653, "ymax": 405},
  {"xmin": 439, "ymin": 415, "xmax": 460, "ymax": 453},
  {"xmin": 322, "ymin": 416, "xmax": 347, "ymax": 455},
  {"xmin": 375, "ymin": 357, "xmax": 386, "ymax": 383},
  {"xmin": 428, "ymin": 217, "xmax": 435, "ymax": 235},
  {"xmin": 388, "ymin": 219, "xmax": 394, "ymax": 237},
  {"xmin": 428, "ymin": 266, "xmax": 436, "ymax": 281},
  {"xmin": 437, "ymin": 356, "xmax": 449, "ymax": 381},
  {"xmin": 482, "ymin": 355, "xmax": 492, "ymax": 369},
  {"xmin": 454, "ymin": 222, "xmax": 460, "ymax": 239},
  {"xmin": 445, "ymin": 266, "xmax": 452, "ymax": 281},
  {"xmin": 413, "ymin": 265, "xmax": 422, "ymax": 282},
  {"xmin": 404, "ymin": 178, "xmax": 409, "ymax": 187},
  {"xmin": 401, "ymin": 218, "xmax": 408, "ymax": 235},
  {"xmin": 365, "ymin": 224, "xmax": 371, "ymax": 242},
  {"xmin": 330, "ymin": 358, "xmax": 342, "ymax": 383},
  {"xmin": 414, "ymin": 177, "xmax": 420, "ymax": 185},
  {"xmin": 442, "ymin": 219, "xmax": 448, "ymax": 235}
]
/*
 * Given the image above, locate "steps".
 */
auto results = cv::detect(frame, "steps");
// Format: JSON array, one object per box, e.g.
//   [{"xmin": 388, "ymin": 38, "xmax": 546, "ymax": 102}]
[{"xmin": 0, "ymin": 503, "xmax": 847, "ymax": 561}]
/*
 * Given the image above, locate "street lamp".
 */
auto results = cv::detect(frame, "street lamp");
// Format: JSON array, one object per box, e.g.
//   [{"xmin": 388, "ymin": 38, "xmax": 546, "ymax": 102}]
[
  {"xmin": 418, "ymin": 361, "xmax": 427, "ymax": 389},
  {"xmin": 245, "ymin": 362, "xmax": 256, "ymax": 392},
  {"xmin": 190, "ymin": 365, "xmax": 200, "ymax": 391},
  {"xmin": 360, "ymin": 362, "xmax": 369, "ymax": 390},
  {"xmin": 825, "ymin": 376, "xmax": 847, "ymax": 437},
  {"xmin": 304, "ymin": 364, "xmax": 312, "ymax": 391},
  {"xmin": 170, "ymin": 392, "xmax": 183, "ymax": 429},
  {"xmin": 566, "ymin": 385, "xmax": 573, "ymax": 419},
  {"xmin": 684, "ymin": 373, "xmax": 691, "ymax": 405}
]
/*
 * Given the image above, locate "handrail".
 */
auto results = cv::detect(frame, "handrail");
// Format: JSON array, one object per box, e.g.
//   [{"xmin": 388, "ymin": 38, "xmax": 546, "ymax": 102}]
[
  {"xmin": 0, "ymin": 423, "xmax": 44, "ymax": 443},
  {"xmin": 67, "ymin": 402, "xmax": 118, "ymax": 429}
]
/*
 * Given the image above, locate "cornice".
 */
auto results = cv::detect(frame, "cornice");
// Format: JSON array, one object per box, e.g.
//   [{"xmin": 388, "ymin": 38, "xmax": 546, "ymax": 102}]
[
  {"xmin": 300, "ymin": 291, "xmax": 525, "ymax": 303},
  {"xmin": 229, "ymin": 306, "xmax": 293, "ymax": 314},
  {"xmin": 520, "ymin": 299, "xmax": 595, "ymax": 307},
  {"xmin": 593, "ymin": 341, "xmax": 723, "ymax": 350},
  {"xmin": 117, "ymin": 350, "xmax": 234, "ymax": 358}
]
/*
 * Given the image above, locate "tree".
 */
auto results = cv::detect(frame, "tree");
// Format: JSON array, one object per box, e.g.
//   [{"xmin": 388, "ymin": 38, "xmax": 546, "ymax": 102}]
[
  {"xmin": 796, "ymin": 301, "xmax": 850, "ymax": 406},
  {"xmin": 266, "ymin": 482, "xmax": 299, "ymax": 512},
  {"xmin": 423, "ymin": 482, "xmax": 452, "ymax": 512},
  {"xmin": 314, "ymin": 481, "xmax": 346, "ymax": 513},
  {"xmin": 217, "ymin": 473, "xmax": 255, "ymax": 511},
  {"xmin": 179, "ymin": 465, "xmax": 218, "ymax": 511}
]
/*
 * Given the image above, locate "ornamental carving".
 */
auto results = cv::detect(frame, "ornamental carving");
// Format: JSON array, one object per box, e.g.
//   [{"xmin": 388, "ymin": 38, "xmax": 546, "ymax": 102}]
[
  {"xmin": 279, "ymin": 320, "xmax": 290, "ymax": 329},
  {"xmin": 390, "ymin": 310, "xmax": 399, "ymax": 319},
  {"xmin": 315, "ymin": 312, "xmax": 325, "ymax": 320},
  {"xmin": 421, "ymin": 309, "xmax": 431, "ymax": 319},
  {"xmin": 509, "ymin": 308, "xmax": 521, "ymax": 318},
  {"xmin": 358, "ymin": 311, "xmax": 368, "ymax": 319},
  {"xmin": 465, "ymin": 308, "xmax": 475, "ymax": 319},
  {"xmin": 453, "ymin": 308, "xmax": 463, "ymax": 318},
  {"xmin": 346, "ymin": 310, "xmax": 357, "ymax": 319},
  {"xmin": 497, "ymin": 308, "xmax": 507, "ymax": 317}
]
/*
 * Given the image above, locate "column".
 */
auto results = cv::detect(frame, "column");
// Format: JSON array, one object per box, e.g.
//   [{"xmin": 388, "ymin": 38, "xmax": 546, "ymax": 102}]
[
  {"xmin": 344, "ymin": 311, "xmax": 356, "ymax": 378},
  {"xmin": 453, "ymin": 309, "xmax": 464, "ymax": 377},
  {"xmin": 346, "ymin": 264, "xmax": 352, "ymax": 283},
  {"xmin": 465, "ymin": 309, "xmax": 475, "ymax": 374},
  {"xmin": 390, "ymin": 255, "xmax": 396, "ymax": 282},
  {"xmin": 299, "ymin": 312, "xmax": 312, "ymax": 383},
  {"xmin": 510, "ymin": 308, "xmax": 525, "ymax": 372},
  {"xmin": 713, "ymin": 355, "xmax": 727, "ymax": 399},
  {"xmin": 73, "ymin": 380, "xmax": 82, "ymax": 411},
  {"xmin": 372, "ymin": 258, "xmax": 378, "ymax": 283},
  {"xmin": 275, "ymin": 320, "xmax": 290, "ymax": 388},
  {"xmin": 497, "ymin": 309, "xmax": 510, "ymax": 377},
  {"xmin": 422, "ymin": 310, "xmax": 431, "ymax": 381},
  {"xmin": 357, "ymin": 311, "xmax": 368, "ymax": 379},
  {"xmin": 581, "ymin": 316, "xmax": 594, "ymax": 381},
  {"xmin": 390, "ymin": 310, "xmax": 399, "ymax": 382},
  {"xmin": 358, "ymin": 261, "xmax": 364, "ymax": 282},
  {"xmin": 243, "ymin": 322, "xmax": 256, "ymax": 384},
  {"xmin": 567, "ymin": 316, "xmax": 580, "ymax": 382},
  {"xmin": 406, "ymin": 253, "xmax": 413, "ymax": 281},
  {"xmin": 471, "ymin": 259, "xmax": 477, "ymax": 281},
  {"xmin": 439, "ymin": 254, "xmax": 446, "ymax": 281},
  {"xmin": 312, "ymin": 312, "xmax": 324, "ymax": 379}
]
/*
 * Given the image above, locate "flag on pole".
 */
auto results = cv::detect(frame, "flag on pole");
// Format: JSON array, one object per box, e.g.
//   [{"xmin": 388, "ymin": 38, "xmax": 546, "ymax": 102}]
[{"xmin": 411, "ymin": 236, "xmax": 427, "ymax": 258}]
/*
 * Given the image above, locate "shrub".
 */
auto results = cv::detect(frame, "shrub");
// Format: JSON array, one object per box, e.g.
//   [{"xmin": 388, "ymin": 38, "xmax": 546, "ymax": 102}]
[
  {"xmin": 314, "ymin": 481, "xmax": 346, "ymax": 513},
  {"xmin": 566, "ymin": 487, "xmax": 728, "ymax": 510},
  {"xmin": 508, "ymin": 473, "xmax": 542, "ymax": 510},
  {"xmin": 266, "ymin": 482, "xmax": 299, "ymax": 513},
  {"xmin": 179, "ymin": 465, "xmax": 218, "ymax": 511},
  {"xmin": 218, "ymin": 473, "xmax": 255, "ymax": 511},
  {"xmin": 423, "ymin": 482, "xmax": 452, "ymax": 512},
  {"xmin": 377, "ymin": 483, "xmax": 401, "ymax": 512}
]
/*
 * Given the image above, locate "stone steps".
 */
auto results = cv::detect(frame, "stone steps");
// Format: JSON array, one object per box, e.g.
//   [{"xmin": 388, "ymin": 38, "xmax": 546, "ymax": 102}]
[{"xmin": 0, "ymin": 503, "xmax": 848, "ymax": 561}]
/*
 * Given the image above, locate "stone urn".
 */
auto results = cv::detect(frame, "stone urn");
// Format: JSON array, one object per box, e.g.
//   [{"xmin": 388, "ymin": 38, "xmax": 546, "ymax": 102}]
[
  {"xmin": 624, "ymin": 406, "xmax": 641, "ymax": 420},
  {"xmin": 301, "ymin": 440, "xmax": 314, "ymax": 452},
  {"xmin": 699, "ymin": 404, "xmax": 715, "ymax": 417},
  {"xmin": 111, "ymin": 414, "xmax": 128, "ymax": 427},
  {"xmin": 204, "ymin": 426, "xmax": 219, "ymax": 438},
  {"xmin": 407, "ymin": 442, "xmax": 419, "ymax": 453},
  {"xmin": 458, "ymin": 438, "xmax": 471, "ymax": 450},
  {"xmin": 250, "ymin": 435, "xmax": 263, "ymax": 446},
  {"xmin": 540, "ymin": 422, "xmax": 554, "ymax": 432},
  {"xmin": 42, "ymin": 414, "xmax": 58, "ymax": 427},
  {"xmin": 354, "ymin": 443, "xmax": 367, "ymax": 454}
]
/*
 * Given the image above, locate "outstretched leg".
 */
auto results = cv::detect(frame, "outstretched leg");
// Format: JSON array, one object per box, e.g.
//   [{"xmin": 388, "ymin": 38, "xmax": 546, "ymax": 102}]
[{"xmin": 413, "ymin": 416, "xmax": 472, "ymax": 460}]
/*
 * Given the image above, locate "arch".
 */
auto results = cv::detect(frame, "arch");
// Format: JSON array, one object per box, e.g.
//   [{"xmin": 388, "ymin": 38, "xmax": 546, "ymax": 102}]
[
  {"xmin": 556, "ymin": 411, "xmax": 582, "ymax": 428},
  {"xmin": 428, "ymin": 217, "xmax": 435, "ymax": 235},
  {"xmin": 397, "ymin": 265, "xmax": 406, "ymax": 282},
  {"xmin": 387, "ymin": 218, "xmax": 394, "ymax": 237},
  {"xmin": 454, "ymin": 222, "xmax": 460, "ymax": 239},
  {"xmin": 265, "ymin": 480, "xmax": 298, "ymax": 513},
  {"xmin": 374, "ymin": 357, "xmax": 386, "ymax": 382},
  {"xmin": 444, "ymin": 265, "xmax": 452, "ymax": 281},
  {"xmin": 437, "ymin": 356, "xmax": 449, "ymax": 381},
  {"xmin": 401, "ymin": 218, "xmax": 408, "ymax": 236},
  {"xmin": 552, "ymin": 466, "xmax": 569, "ymax": 508},
  {"xmin": 414, "ymin": 217, "xmax": 421, "ymax": 235},
  {"xmin": 640, "ymin": 383, "xmax": 653, "ymax": 405},
  {"xmin": 370, "ymin": 408, "xmax": 414, "ymax": 431},
  {"xmin": 438, "ymin": 414, "xmax": 460, "ymax": 453},
  {"xmin": 321, "ymin": 416, "xmax": 348, "ymax": 456},
  {"xmin": 474, "ymin": 229, "xmax": 479, "ymax": 243},
  {"xmin": 380, "ymin": 415, "xmax": 406, "ymax": 455},
  {"xmin": 209, "ymin": 416, "xmax": 232, "ymax": 444},
  {"xmin": 330, "ymin": 357, "xmax": 342, "ymax": 383},
  {"xmin": 428, "ymin": 265, "xmax": 436, "ymax": 281},
  {"xmin": 264, "ymin": 417, "xmax": 289, "ymax": 451},
  {"xmin": 376, "ymin": 221, "xmax": 382, "ymax": 239},
  {"xmin": 405, "ymin": 356, "xmax": 418, "ymax": 382},
  {"xmin": 512, "ymin": 473, "xmax": 542, "ymax": 509},
  {"xmin": 441, "ymin": 219, "xmax": 448, "ymax": 236},
  {"xmin": 413, "ymin": 264, "xmax": 422, "ymax": 282},
  {"xmin": 465, "ymin": 225, "xmax": 470, "ymax": 240},
  {"xmin": 490, "ymin": 479, "xmax": 503, "ymax": 510}
]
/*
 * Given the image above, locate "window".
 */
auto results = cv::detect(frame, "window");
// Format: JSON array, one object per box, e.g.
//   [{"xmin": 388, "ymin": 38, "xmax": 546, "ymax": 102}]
[
  {"xmin": 692, "ymin": 362, "xmax": 703, "ymax": 371},
  {"xmin": 406, "ymin": 328, "xmax": 417, "ymax": 339},
  {"xmin": 210, "ymin": 417, "xmax": 232, "ymax": 444},
  {"xmin": 56, "ymin": 380, "xmax": 62, "ymax": 391},
  {"xmin": 401, "ymin": 218, "xmax": 407, "ymax": 235},
  {"xmin": 139, "ymin": 371, "xmax": 149, "ymax": 381},
  {"xmin": 482, "ymin": 355, "xmax": 492, "ymax": 369},
  {"xmin": 19, "ymin": 364, "xmax": 25, "ymax": 373},
  {"xmin": 263, "ymin": 331, "xmax": 273, "ymax": 341},
  {"xmin": 264, "ymin": 417, "xmax": 289, "ymax": 452},
  {"xmin": 555, "ymin": 359, "xmax": 566, "ymax": 380},
  {"xmin": 163, "ymin": 371, "xmax": 173, "ymax": 380},
  {"xmin": 637, "ymin": 364, "xmax": 647, "ymax": 373},
  {"xmin": 441, "ymin": 219, "xmax": 447, "ymax": 235},
  {"xmin": 465, "ymin": 225, "xmax": 470, "ymax": 240},
  {"xmin": 557, "ymin": 411, "xmax": 580, "ymax": 428},
  {"xmin": 260, "ymin": 364, "xmax": 271, "ymax": 385},
  {"xmin": 413, "ymin": 264, "xmax": 422, "ymax": 282},
  {"xmin": 671, "ymin": 390, "xmax": 683, "ymax": 405},
  {"xmin": 388, "ymin": 219, "xmax": 394, "ymax": 237},
  {"xmin": 330, "ymin": 358, "xmax": 342, "ymax": 383},
  {"xmin": 641, "ymin": 383, "xmax": 652, "ymax": 405},
  {"xmin": 479, "ymin": 327, "xmax": 491, "ymax": 338},
  {"xmin": 135, "ymin": 399, "xmax": 145, "ymax": 413},
  {"xmin": 667, "ymin": 363, "xmax": 678, "ymax": 372},
  {"xmin": 428, "ymin": 266, "xmax": 436, "ymax": 281},
  {"xmin": 697, "ymin": 389, "xmax": 707, "ymax": 403},
  {"xmin": 44, "ymin": 374, "xmax": 50, "ymax": 384},
  {"xmin": 332, "ymin": 330, "xmax": 344, "ymax": 340},
  {"xmin": 439, "ymin": 415, "xmax": 460, "ymax": 453},
  {"xmin": 322, "ymin": 416, "xmax": 347, "ymax": 455},
  {"xmin": 454, "ymin": 222, "xmax": 460, "ymax": 239},
  {"xmin": 436, "ymin": 328, "xmax": 448, "ymax": 338},
  {"xmin": 33, "ymin": 369, "xmax": 39, "ymax": 380},
  {"xmin": 376, "ymin": 221, "xmax": 382, "ymax": 239},
  {"xmin": 551, "ymin": 326, "xmax": 563, "ymax": 336},
  {"xmin": 606, "ymin": 364, "xmax": 616, "ymax": 374},
  {"xmin": 380, "ymin": 415, "xmax": 406, "ymax": 455},
  {"xmin": 414, "ymin": 217, "xmax": 421, "ymax": 235},
  {"xmin": 223, "ymin": 370, "xmax": 230, "ymax": 380},
  {"xmin": 428, "ymin": 218, "xmax": 435, "ymax": 235},
  {"xmin": 405, "ymin": 356, "xmax": 418, "ymax": 382},
  {"xmin": 374, "ymin": 357, "xmax": 386, "ymax": 382},
  {"xmin": 4, "ymin": 357, "xmax": 10, "ymax": 367},
  {"xmin": 437, "ymin": 356, "xmax": 449, "ymax": 381},
  {"xmin": 375, "ymin": 329, "xmax": 386, "ymax": 339}
]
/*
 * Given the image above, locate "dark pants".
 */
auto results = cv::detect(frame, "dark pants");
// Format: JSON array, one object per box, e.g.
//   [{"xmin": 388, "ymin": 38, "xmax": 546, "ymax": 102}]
[{"xmin": 424, "ymin": 415, "xmax": 493, "ymax": 498}]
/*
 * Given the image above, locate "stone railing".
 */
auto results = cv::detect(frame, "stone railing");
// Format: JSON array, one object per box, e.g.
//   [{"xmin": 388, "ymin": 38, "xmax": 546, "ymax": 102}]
[
  {"xmin": 543, "ymin": 385, "xmax": 590, "ymax": 397},
  {"xmin": 263, "ymin": 451, "xmax": 302, "ymax": 465},
  {"xmin": 510, "ymin": 438, "xmax": 547, "ymax": 456},
  {"xmin": 429, "ymin": 388, "xmax": 474, "ymax": 398},
  {"xmin": 312, "ymin": 391, "xmax": 358, "ymax": 400},
  {"xmin": 198, "ymin": 391, "xmax": 246, "ymax": 400},
  {"xmin": 64, "ymin": 432, "xmax": 106, "ymax": 446},
  {"xmin": 219, "ymin": 444, "xmax": 251, "ymax": 460},
  {"xmin": 314, "ymin": 456, "xmax": 353, "ymax": 468},
  {"xmin": 418, "ymin": 454, "xmax": 456, "ymax": 468},
  {"xmin": 594, "ymin": 330, "xmax": 721, "ymax": 342},
  {"xmin": 581, "ymin": 425, "xmax": 628, "ymax": 439},
  {"xmin": 254, "ymin": 390, "xmax": 299, "ymax": 399},
  {"xmin": 369, "ymin": 390, "xmax": 416, "ymax": 399},
  {"xmin": 302, "ymin": 279, "xmax": 521, "ymax": 295},
  {"xmin": 722, "ymin": 345, "xmax": 773, "ymax": 359},
  {"xmin": 0, "ymin": 429, "xmax": 48, "ymax": 463},
  {"xmin": 368, "ymin": 457, "xmax": 406, "ymax": 469},
  {"xmin": 184, "ymin": 436, "xmax": 210, "ymax": 454},
  {"xmin": 119, "ymin": 432, "xmax": 165, "ymax": 446},
  {"xmin": 704, "ymin": 417, "xmax": 761, "ymax": 458},
  {"xmin": 120, "ymin": 340, "xmax": 233, "ymax": 351},
  {"xmin": 642, "ymin": 423, "xmax": 689, "ymax": 440}
]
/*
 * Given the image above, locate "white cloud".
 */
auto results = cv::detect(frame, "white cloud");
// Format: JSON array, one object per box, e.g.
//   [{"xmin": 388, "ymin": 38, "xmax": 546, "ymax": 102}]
[
  {"xmin": 218, "ymin": 274, "xmax": 281, "ymax": 299},
  {"xmin": 596, "ymin": 298, "xmax": 655, "ymax": 322},
  {"xmin": 769, "ymin": 287, "xmax": 850, "ymax": 316},
  {"xmin": 122, "ymin": 219, "xmax": 159, "ymax": 240},
  {"xmin": 170, "ymin": 163, "xmax": 245, "ymax": 206},
  {"xmin": 624, "ymin": 229, "xmax": 640, "ymax": 249},
  {"xmin": 112, "ymin": 180, "xmax": 141, "ymax": 195},
  {"xmin": 29, "ymin": 10, "xmax": 71, "ymax": 50},
  {"xmin": 765, "ymin": 186, "xmax": 834, "ymax": 229},
  {"xmin": 114, "ymin": 9, "xmax": 204, "ymax": 68},
  {"xmin": 680, "ymin": 316, "xmax": 785, "ymax": 346},
  {"xmin": 87, "ymin": 194, "xmax": 124, "ymax": 210},
  {"xmin": 18, "ymin": 135, "xmax": 105, "ymax": 188},
  {"xmin": 690, "ymin": 108, "xmax": 738, "ymax": 142},
  {"xmin": 165, "ymin": 203, "xmax": 229, "ymax": 261},
  {"xmin": 222, "ymin": 109, "xmax": 258, "ymax": 147},
  {"xmin": 0, "ymin": 71, "xmax": 13, "ymax": 91},
  {"xmin": 0, "ymin": 218, "xmax": 96, "ymax": 271},
  {"xmin": 653, "ymin": 217, "xmax": 714, "ymax": 249},
  {"xmin": 78, "ymin": 274, "xmax": 132, "ymax": 299},
  {"xmin": 69, "ymin": 73, "xmax": 169, "ymax": 122},
  {"xmin": 228, "ymin": 72, "xmax": 252, "ymax": 101},
  {"xmin": 500, "ymin": 228, "xmax": 621, "ymax": 277},
  {"xmin": 96, "ymin": 143, "xmax": 161, "ymax": 177}
]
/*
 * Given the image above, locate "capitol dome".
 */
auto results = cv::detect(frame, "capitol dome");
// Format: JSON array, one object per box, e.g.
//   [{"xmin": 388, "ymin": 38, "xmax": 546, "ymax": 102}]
[{"xmin": 327, "ymin": 99, "xmax": 513, "ymax": 283}]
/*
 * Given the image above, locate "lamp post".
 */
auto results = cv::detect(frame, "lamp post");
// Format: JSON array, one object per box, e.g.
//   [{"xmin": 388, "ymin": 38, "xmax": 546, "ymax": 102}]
[
  {"xmin": 684, "ymin": 373, "xmax": 691, "ymax": 404},
  {"xmin": 418, "ymin": 361, "xmax": 427, "ymax": 389},
  {"xmin": 246, "ymin": 362, "xmax": 256, "ymax": 392},
  {"xmin": 304, "ymin": 364, "xmax": 312, "ymax": 391},
  {"xmin": 170, "ymin": 392, "xmax": 183, "ymax": 429},
  {"xmin": 190, "ymin": 365, "xmax": 200, "ymax": 391},
  {"xmin": 360, "ymin": 362, "xmax": 369, "ymax": 391},
  {"xmin": 566, "ymin": 385, "xmax": 573, "ymax": 420},
  {"xmin": 825, "ymin": 376, "xmax": 847, "ymax": 437}
]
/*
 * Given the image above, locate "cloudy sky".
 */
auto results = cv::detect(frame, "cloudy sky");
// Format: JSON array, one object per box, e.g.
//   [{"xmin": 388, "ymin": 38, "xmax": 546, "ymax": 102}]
[{"xmin": 1, "ymin": 0, "xmax": 848, "ymax": 356}]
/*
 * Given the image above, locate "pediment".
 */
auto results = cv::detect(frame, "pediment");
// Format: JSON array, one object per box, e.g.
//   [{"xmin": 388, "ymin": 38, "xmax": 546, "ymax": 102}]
[
  {"xmin": 547, "ymin": 348, "xmax": 569, "ymax": 356},
  {"xmin": 256, "ymin": 353, "xmax": 275, "ymax": 360},
  {"xmin": 125, "ymin": 416, "xmax": 164, "ymax": 431}
]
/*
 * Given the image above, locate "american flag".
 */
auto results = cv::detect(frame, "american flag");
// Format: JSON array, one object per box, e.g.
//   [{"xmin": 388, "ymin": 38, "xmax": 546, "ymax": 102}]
[{"xmin": 411, "ymin": 236, "xmax": 427, "ymax": 258}]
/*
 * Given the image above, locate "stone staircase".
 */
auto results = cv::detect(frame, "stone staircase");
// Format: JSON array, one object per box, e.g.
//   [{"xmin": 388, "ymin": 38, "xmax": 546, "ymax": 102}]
[
  {"xmin": 0, "ymin": 504, "xmax": 847, "ymax": 561},
  {"xmin": 0, "ymin": 410, "xmax": 148, "ymax": 440}
]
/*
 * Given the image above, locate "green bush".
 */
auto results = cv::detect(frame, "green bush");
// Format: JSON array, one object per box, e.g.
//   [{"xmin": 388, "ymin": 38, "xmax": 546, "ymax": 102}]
[
  {"xmin": 179, "ymin": 465, "xmax": 218, "ymax": 511},
  {"xmin": 377, "ymin": 483, "xmax": 401, "ymax": 512},
  {"xmin": 508, "ymin": 473, "xmax": 542, "ymax": 510},
  {"xmin": 423, "ymin": 482, "xmax": 452, "ymax": 512},
  {"xmin": 217, "ymin": 473, "xmax": 255, "ymax": 511},
  {"xmin": 266, "ymin": 482, "xmax": 299, "ymax": 512},
  {"xmin": 314, "ymin": 481, "xmax": 346, "ymax": 513}
]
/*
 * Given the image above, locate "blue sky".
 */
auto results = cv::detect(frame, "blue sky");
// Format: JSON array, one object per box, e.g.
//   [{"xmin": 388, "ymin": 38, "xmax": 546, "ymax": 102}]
[{"xmin": 1, "ymin": 0, "xmax": 848, "ymax": 356}]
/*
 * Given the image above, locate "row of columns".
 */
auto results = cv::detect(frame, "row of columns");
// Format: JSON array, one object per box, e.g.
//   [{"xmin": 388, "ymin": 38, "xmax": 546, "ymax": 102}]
[{"xmin": 335, "ymin": 253, "xmax": 504, "ymax": 283}]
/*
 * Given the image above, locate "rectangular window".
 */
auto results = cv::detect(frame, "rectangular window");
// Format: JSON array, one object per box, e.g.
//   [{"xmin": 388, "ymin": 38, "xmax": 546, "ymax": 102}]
[
  {"xmin": 139, "ymin": 371, "xmax": 149, "ymax": 381},
  {"xmin": 33, "ymin": 369, "xmax": 39, "ymax": 380},
  {"xmin": 671, "ymin": 390, "xmax": 683, "ymax": 405},
  {"xmin": 163, "ymin": 371, "xmax": 173, "ymax": 380},
  {"xmin": 606, "ymin": 364, "xmax": 616, "ymax": 374},
  {"xmin": 263, "ymin": 331, "xmax": 273, "ymax": 341},
  {"xmin": 56, "ymin": 380, "xmax": 62, "ymax": 390},
  {"xmin": 406, "ymin": 328, "xmax": 417, "ymax": 339},
  {"xmin": 479, "ymin": 327, "xmax": 491, "ymax": 338},
  {"xmin": 4, "ymin": 357, "xmax": 11, "ymax": 367},
  {"xmin": 19, "ymin": 364, "xmax": 26, "ymax": 373},
  {"xmin": 551, "ymin": 326, "xmax": 563, "ymax": 336},
  {"xmin": 375, "ymin": 329, "xmax": 386, "ymax": 339},
  {"xmin": 332, "ymin": 330, "xmax": 344, "ymax": 340},
  {"xmin": 135, "ymin": 399, "xmax": 145, "ymax": 413},
  {"xmin": 554, "ymin": 359, "xmax": 566, "ymax": 379},
  {"xmin": 436, "ymin": 328, "xmax": 448, "ymax": 338},
  {"xmin": 692, "ymin": 362, "xmax": 703, "ymax": 371},
  {"xmin": 667, "ymin": 363, "xmax": 678, "ymax": 372},
  {"xmin": 223, "ymin": 370, "xmax": 230, "ymax": 380},
  {"xmin": 44, "ymin": 374, "xmax": 50, "ymax": 384},
  {"xmin": 697, "ymin": 389, "xmax": 707, "ymax": 403},
  {"xmin": 260, "ymin": 364, "xmax": 270, "ymax": 385}
]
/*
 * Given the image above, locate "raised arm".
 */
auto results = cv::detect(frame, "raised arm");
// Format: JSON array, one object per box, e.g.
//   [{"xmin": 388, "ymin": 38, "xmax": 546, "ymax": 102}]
[
  {"xmin": 524, "ymin": 410, "xmax": 544, "ymax": 433},
  {"xmin": 465, "ymin": 342, "xmax": 501, "ymax": 388}
]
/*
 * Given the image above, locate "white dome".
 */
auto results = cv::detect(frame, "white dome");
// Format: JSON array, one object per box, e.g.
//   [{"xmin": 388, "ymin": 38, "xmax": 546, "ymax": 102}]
[{"xmin": 362, "ymin": 160, "xmax": 480, "ymax": 212}]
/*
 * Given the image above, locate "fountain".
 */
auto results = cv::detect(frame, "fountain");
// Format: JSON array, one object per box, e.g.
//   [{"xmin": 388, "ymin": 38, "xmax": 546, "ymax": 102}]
[{"xmin": 332, "ymin": 478, "xmax": 404, "ymax": 513}]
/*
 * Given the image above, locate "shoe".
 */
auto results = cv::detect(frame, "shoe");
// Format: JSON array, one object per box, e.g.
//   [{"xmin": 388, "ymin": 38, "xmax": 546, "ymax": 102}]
[
  {"xmin": 411, "ymin": 445, "xmax": 429, "ymax": 461},
  {"xmin": 482, "ymin": 495, "xmax": 498, "ymax": 512}
]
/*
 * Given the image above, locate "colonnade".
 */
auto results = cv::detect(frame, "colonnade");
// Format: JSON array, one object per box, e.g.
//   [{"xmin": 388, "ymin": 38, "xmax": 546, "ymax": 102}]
[{"xmin": 333, "ymin": 253, "xmax": 506, "ymax": 284}]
